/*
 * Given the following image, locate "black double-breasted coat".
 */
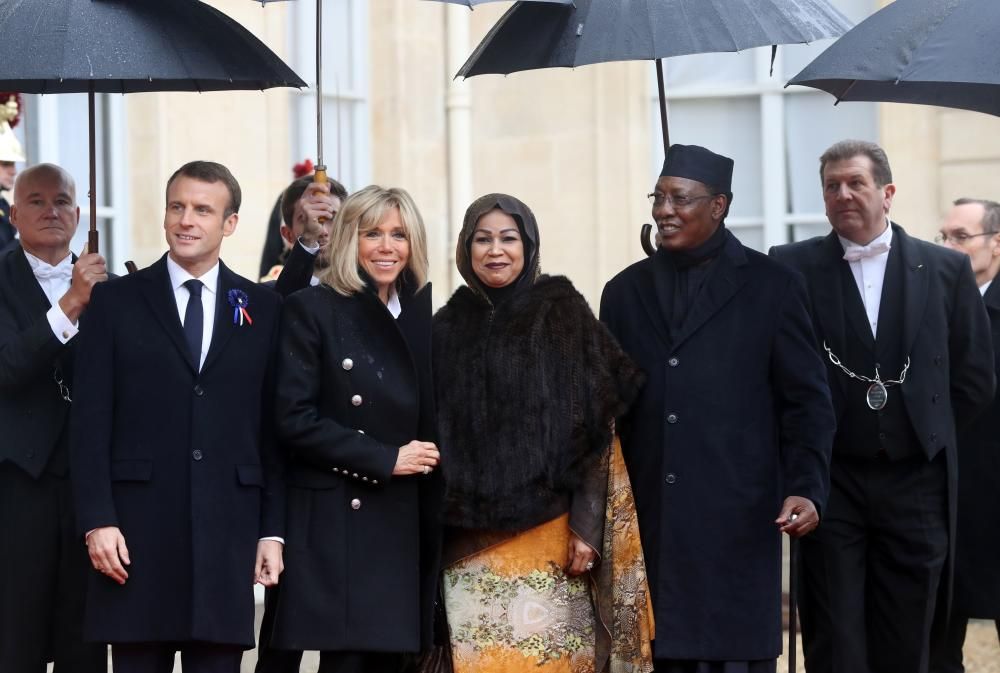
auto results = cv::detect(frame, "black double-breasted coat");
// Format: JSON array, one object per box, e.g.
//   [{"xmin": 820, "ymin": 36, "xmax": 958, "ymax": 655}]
[
  {"xmin": 599, "ymin": 232, "xmax": 836, "ymax": 661},
  {"xmin": 70, "ymin": 255, "xmax": 285, "ymax": 647},
  {"xmin": 953, "ymin": 278, "xmax": 1000, "ymax": 618},
  {"xmin": 264, "ymin": 279, "xmax": 442, "ymax": 653}
]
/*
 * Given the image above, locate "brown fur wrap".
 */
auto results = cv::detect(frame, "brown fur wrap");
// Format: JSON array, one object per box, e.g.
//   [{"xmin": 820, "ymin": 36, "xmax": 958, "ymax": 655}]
[{"xmin": 433, "ymin": 274, "xmax": 643, "ymax": 531}]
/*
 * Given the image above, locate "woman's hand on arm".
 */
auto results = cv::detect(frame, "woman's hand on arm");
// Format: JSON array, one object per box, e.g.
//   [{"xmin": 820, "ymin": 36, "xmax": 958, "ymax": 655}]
[
  {"xmin": 393, "ymin": 440, "xmax": 440, "ymax": 476},
  {"xmin": 566, "ymin": 532, "xmax": 598, "ymax": 576}
]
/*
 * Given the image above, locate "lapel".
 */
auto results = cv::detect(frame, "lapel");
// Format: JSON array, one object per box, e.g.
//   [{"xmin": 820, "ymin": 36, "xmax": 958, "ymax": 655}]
[
  {"xmin": 636, "ymin": 255, "xmax": 672, "ymax": 349},
  {"xmin": 4, "ymin": 245, "xmax": 52, "ymax": 327},
  {"xmin": 670, "ymin": 232, "xmax": 748, "ymax": 352},
  {"xmin": 806, "ymin": 234, "xmax": 850, "ymax": 396},
  {"xmin": 983, "ymin": 276, "xmax": 1000, "ymax": 320},
  {"xmin": 893, "ymin": 224, "xmax": 929, "ymax": 357},
  {"xmin": 201, "ymin": 261, "xmax": 240, "ymax": 374},
  {"xmin": 139, "ymin": 254, "xmax": 199, "ymax": 374}
]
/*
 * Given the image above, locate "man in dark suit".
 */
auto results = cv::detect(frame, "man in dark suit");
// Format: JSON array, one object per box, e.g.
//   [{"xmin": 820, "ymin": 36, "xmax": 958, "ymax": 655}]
[
  {"xmin": 770, "ymin": 141, "xmax": 994, "ymax": 673},
  {"xmin": 930, "ymin": 198, "xmax": 1000, "ymax": 672},
  {"xmin": 0, "ymin": 163, "xmax": 108, "ymax": 672},
  {"xmin": 600, "ymin": 144, "xmax": 836, "ymax": 672},
  {"xmin": 70, "ymin": 161, "xmax": 285, "ymax": 673}
]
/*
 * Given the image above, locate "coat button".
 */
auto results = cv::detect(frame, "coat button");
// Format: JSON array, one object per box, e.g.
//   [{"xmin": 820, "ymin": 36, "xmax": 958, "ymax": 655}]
[
  {"xmin": 194, "ymin": 385, "xmax": 205, "ymax": 397},
  {"xmin": 665, "ymin": 473, "xmax": 677, "ymax": 484},
  {"xmin": 351, "ymin": 394, "xmax": 362, "ymax": 406},
  {"xmin": 342, "ymin": 358, "xmax": 354, "ymax": 371},
  {"xmin": 667, "ymin": 413, "xmax": 678, "ymax": 424},
  {"xmin": 932, "ymin": 393, "xmax": 940, "ymax": 403},
  {"xmin": 352, "ymin": 472, "xmax": 359, "ymax": 479},
  {"xmin": 668, "ymin": 357, "xmax": 679, "ymax": 367},
  {"xmin": 934, "ymin": 355, "xmax": 942, "ymax": 365},
  {"xmin": 192, "ymin": 449, "xmax": 203, "ymax": 461},
  {"xmin": 350, "ymin": 498, "xmax": 361, "ymax": 510}
]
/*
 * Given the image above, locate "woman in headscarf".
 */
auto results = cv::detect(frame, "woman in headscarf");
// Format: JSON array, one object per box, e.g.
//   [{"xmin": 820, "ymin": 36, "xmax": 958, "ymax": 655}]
[
  {"xmin": 433, "ymin": 193, "xmax": 654, "ymax": 673},
  {"xmin": 258, "ymin": 185, "xmax": 442, "ymax": 673}
]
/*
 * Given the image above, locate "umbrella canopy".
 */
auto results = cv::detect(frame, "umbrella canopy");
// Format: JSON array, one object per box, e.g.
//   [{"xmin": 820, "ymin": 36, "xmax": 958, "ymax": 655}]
[
  {"xmin": 787, "ymin": 0, "xmax": 1000, "ymax": 117},
  {"xmin": 0, "ymin": 0, "xmax": 304, "ymax": 255},
  {"xmin": 0, "ymin": 0, "xmax": 304, "ymax": 93},
  {"xmin": 459, "ymin": 0, "xmax": 852, "ymax": 75}
]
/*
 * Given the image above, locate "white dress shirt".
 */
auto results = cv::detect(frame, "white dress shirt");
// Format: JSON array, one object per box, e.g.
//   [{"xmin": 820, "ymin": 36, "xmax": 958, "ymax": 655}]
[
  {"xmin": 838, "ymin": 220, "xmax": 893, "ymax": 339},
  {"xmin": 980, "ymin": 280, "xmax": 992, "ymax": 297},
  {"xmin": 24, "ymin": 250, "xmax": 79, "ymax": 345},
  {"xmin": 166, "ymin": 255, "xmax": 218, "ymax": 371},
  {"xmin": 297, "ymin": 238, "xmax": 321, "ymax": 286}
]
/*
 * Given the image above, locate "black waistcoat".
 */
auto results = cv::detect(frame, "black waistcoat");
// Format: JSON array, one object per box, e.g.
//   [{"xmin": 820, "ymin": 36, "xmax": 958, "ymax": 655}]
[{"xmin": 832, "ymin": 245, "xmax": 922, "ymax": 460}]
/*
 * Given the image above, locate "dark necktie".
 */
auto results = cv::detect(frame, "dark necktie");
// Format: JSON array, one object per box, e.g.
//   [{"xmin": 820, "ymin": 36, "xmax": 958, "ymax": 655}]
[{"xmin": 183, "ymin": 279, "xmax": 203, "ymax": 369}]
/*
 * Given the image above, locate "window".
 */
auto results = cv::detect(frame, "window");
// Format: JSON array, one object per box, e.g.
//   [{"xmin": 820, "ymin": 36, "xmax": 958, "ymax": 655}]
[
  {"xmin": 22, "ymin": 93, "xmax": 129, "ymax": 267},
  {"xmin": 289, "ymin": 0, "xmax": 370, "ymax": 191},
  {"xmin": 651, "ymin": 0, "xmax": 878, "ymax": 251}
]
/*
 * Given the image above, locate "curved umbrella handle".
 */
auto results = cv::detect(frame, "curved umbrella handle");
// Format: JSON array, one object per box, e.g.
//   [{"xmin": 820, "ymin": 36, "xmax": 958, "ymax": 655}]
[{"xmin": 640, "ymin": 223, "xmax": 656, "ymax": 257}]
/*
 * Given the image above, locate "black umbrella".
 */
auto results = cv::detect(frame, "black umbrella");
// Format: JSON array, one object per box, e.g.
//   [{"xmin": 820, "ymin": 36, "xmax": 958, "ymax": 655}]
[
  {"xmin": 458, "ymin": 0, "xmax": 853, "ymax": 152},
  {"xmin": 427, "ymin": 0, "xmax": 571, "ymax": 6},
  {"xmin": 788, "ymin": 0, "xmax": 1000, "ymax": 118},
  {"xmin": 0, "ymin": 0, "xmax": 305, "ymax": 254}
]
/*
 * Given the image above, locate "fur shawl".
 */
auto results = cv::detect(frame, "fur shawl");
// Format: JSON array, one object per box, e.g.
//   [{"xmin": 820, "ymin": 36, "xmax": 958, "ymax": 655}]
[{"xmin": 433, "ymin": 275, "xmax": 643, "ymax": 531}]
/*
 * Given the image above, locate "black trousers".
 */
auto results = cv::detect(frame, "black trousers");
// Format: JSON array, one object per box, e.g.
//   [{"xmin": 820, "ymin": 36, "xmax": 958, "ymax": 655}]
[
  {"xmin": 256, "ymin": 649, "xmax": 402, "ymax": 673},
  {"xmin": 799, "ymin": 453, "xmax": 948, "ymax": 673},
  {"xmin": 0, "ymin": 462, "xmax": 107, "ymax": 673},
  {"xmin": 112, "ymin": 642, "xmax": 243, "ymax": 673},
  {"xmin": 929, "ymin": 617, "xmax": 1000, "ymax": 673}
]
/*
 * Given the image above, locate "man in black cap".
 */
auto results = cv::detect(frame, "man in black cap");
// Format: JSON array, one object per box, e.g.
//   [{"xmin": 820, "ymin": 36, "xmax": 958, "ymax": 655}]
[
  {"xmin": 770, "ymin": 141, "xmax": 994, "ymax": 673},
  {"xmin": 601, "ymin": 144, "xmax": 836, "ymax": 672}
]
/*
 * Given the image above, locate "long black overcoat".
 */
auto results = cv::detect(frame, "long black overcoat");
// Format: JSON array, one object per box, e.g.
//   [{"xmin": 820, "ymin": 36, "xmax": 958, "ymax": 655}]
[
  {"xmin": 946, "ymin": 267, "xmax": 1000, "ymax": 618},
  {"xmin": 599, "ymin": 232, "xmax": 835, "ymax": 661},
  {"xmin": 70, "ymin": 255, "xmax": 284, "ymax": 647},
  {"xmin": 264, "ymin": 280, "xmax": 442, "ymax": 653}
]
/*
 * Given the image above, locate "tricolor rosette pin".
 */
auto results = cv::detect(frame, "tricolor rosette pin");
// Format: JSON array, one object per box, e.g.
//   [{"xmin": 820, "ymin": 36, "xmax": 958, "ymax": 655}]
[{"xmin": 227, "ymin": 289, "xmax": 253, "ymax": 326}]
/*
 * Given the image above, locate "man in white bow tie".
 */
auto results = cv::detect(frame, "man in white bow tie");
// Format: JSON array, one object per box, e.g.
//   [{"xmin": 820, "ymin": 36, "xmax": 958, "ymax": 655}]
[
  {"xmin": 770, "ymin": 141, "xmax": 994, "ymax": 673},
  {"xmin": 0, "ymin": 162, "xmax": 109, "ymax": 672}
]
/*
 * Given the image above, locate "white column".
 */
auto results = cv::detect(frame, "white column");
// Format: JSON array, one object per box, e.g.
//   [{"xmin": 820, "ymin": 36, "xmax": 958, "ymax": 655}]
[{"xmin": 445, "ymin": 4, "xmax": 472, "ymax": 295}]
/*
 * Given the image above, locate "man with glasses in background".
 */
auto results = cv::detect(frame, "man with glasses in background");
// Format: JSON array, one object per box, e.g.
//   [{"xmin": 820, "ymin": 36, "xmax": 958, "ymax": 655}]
[
  {"xmin": 601, "ymin": 143, "xmax": 835, "ymax": 673},
  {"xmin": 930, "ymin": 198, "xmax": 1000, "ymax": 673}
]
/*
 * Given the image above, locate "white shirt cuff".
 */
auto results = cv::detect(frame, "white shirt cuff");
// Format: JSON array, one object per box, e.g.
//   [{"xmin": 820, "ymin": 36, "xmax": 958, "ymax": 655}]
[
  {"xmin": 259, "ymin": 536, "xmax": 285, "ymax": 545},
  {"xmin": 297, "ymin": 238, "xmax": 320, "ymax": 255},
  {"xmin": 47, "ymin": 304, "xmax": 79, "ymax": 344}
]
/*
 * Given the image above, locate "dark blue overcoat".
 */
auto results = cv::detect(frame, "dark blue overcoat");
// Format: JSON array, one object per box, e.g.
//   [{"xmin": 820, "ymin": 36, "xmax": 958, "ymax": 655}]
[{"xmin": 600, "ymin": 231, "xmax": 835, "ymax": 660}]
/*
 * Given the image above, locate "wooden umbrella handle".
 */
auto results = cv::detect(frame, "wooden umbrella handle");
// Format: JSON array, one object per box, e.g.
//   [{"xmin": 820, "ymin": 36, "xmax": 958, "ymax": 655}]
[{"xmin": 313, "ymin": 165, "xmax": 328, "ymax": 223}]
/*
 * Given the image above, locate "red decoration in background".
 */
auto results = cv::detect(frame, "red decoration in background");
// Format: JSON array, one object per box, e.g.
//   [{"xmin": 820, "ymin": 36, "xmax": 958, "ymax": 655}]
[{"xmin": 293, "ymin": 158, "xmax": 314, "ymax": 178}]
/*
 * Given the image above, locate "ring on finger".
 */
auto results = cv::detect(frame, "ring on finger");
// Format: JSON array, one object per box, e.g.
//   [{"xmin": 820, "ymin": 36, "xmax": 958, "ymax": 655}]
[{"xmin": 422, "ymin": 465, "xmax": 431, "ymax": 475}]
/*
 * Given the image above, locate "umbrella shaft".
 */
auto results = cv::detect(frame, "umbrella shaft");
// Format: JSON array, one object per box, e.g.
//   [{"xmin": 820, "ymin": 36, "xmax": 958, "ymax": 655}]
[
  {"xmin": 656, "ymin": 59, "xmax": 669, "ymax": 152},
  {"xmin": 316, "ymin": 0, "xmax": 323, "ymax": 166},
  {"xmin": 89, "ymin": 88, "xmax": 99, "ymax": 255}
]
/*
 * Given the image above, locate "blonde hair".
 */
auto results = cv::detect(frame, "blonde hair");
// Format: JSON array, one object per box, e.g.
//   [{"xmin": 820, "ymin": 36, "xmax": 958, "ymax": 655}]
[{"xmin": 318, "ymin": 185, "xmax": 429, "ymax": 296}]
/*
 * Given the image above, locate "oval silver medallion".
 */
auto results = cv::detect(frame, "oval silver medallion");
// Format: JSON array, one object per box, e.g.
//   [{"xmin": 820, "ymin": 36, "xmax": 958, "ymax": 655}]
[{"xmin": 866, "ymin": 382, "xmax": 888, "ymax": 410}]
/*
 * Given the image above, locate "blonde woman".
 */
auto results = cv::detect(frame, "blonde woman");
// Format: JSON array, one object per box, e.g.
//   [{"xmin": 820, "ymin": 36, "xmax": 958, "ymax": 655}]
[{"xmin": 256, "ymin": 185, "xmax": 442, "ymax": 673}]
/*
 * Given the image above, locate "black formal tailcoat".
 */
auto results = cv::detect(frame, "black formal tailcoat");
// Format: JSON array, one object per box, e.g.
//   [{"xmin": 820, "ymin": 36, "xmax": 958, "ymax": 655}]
[
  {"xmin": 70, "ymin": 255, "xmax": 284, "ymax": 647},
  {"xmin": 770, "ymin": 224, "xmax": 995, "ymax": 606},
  {"xmin": 953, "ymin": 278, "xmax": 1000, "ymax": 618},
  {"xmin": 0, "ymin": 244, "xmax": 75, "ymax": 477},
  {"xmin": 265, "ymin": 280, "xmax": 442, "ymax": 653},
  {"xmin": 600, "ymin": 231, "xmax": 835, "ymax": 660}
]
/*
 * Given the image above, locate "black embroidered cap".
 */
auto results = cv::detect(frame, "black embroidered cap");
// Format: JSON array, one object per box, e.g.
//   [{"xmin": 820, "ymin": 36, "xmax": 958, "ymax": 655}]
[{"xmin": 659, "ymin": 144, "xmax": 734, "ymax": 194}]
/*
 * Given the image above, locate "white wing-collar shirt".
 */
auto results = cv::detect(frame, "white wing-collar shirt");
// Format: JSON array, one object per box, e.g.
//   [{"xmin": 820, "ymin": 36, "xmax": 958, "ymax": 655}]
[{"xmin": 838, "ymin": 218, "xmax": 893, "ymax": 339}]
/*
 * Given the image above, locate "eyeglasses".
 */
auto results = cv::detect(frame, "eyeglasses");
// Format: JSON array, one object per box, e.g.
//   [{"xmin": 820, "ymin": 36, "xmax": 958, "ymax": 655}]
[
  {"xmin": 934, "ymin": 232, "xmax": 995, "ymax": 245},
  {"xmin": 647, "ymin": 192, "xmax": 717, "ymax": 209}
]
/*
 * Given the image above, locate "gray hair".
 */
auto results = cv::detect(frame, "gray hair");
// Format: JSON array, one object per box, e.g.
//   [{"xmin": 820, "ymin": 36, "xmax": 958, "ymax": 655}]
[
  {"xmin": 820, "ymin": 140, "xmax": 893, "ymax": 187},
  {"xmin": 954, "ymin": 197, "xmax": 1000, "ymax": 234}
]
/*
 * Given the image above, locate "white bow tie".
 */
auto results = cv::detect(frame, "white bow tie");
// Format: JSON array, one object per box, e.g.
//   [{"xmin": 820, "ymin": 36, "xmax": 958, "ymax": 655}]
[
  {"xmin": 33, "ymin": 259, "xmax": 73, "ymax": 282},
  {"xmin": 843, "ymin": 241, "xmax": 890, "ymax": 262}
]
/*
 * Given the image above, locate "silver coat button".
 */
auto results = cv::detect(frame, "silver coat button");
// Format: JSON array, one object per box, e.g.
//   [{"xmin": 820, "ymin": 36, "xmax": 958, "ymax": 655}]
[
  {"xmin": 342, "ymin": 358, "xmax": 354, "ymax": 371},
  {"xmin": 351, "ymin": 394, "xmax": 362, "ymax": 406},
  {"xmin": 350, "ymin": 498, "xmax": 361, "ymax": 510}
]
